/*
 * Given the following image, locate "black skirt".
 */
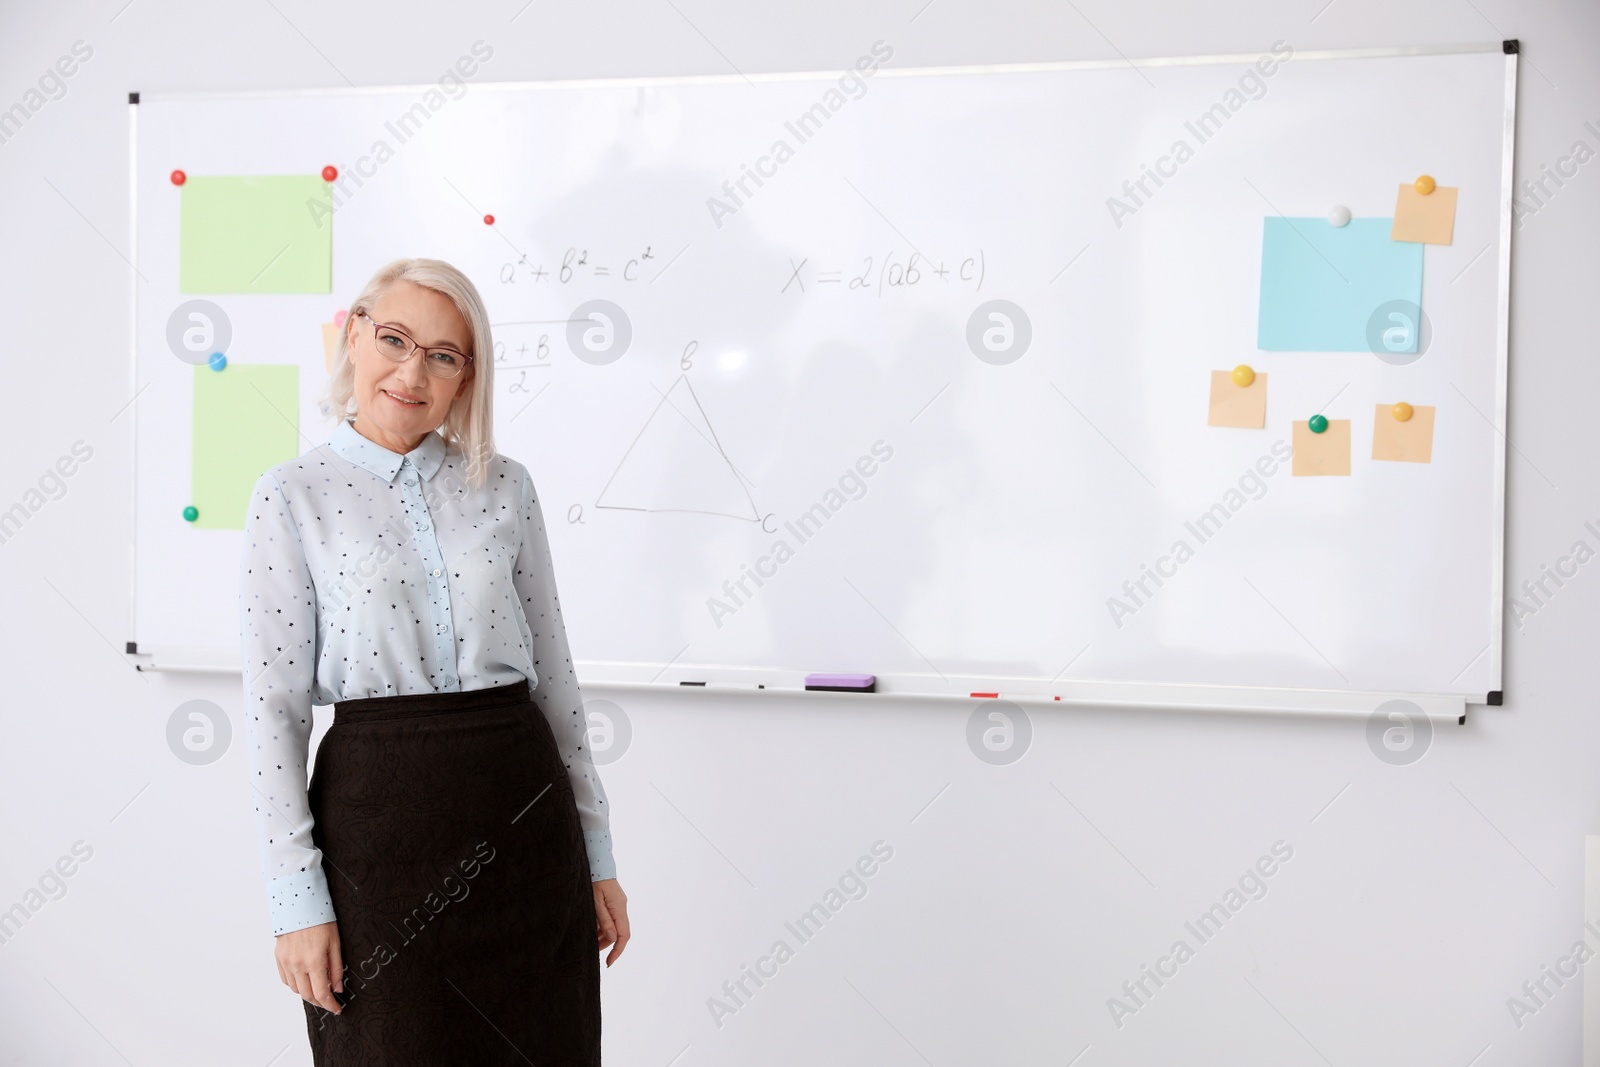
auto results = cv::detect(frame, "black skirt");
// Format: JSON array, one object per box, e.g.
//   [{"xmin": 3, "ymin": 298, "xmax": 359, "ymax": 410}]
[{"xmin": 302, "ymin": 678, "xmax": 600, "ymax": 1065}]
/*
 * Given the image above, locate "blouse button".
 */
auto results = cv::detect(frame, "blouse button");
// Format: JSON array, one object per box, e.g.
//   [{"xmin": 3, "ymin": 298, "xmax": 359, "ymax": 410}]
[{"xmin": 432, "ymin": 569, "xmax": 442, "ymax": 577}]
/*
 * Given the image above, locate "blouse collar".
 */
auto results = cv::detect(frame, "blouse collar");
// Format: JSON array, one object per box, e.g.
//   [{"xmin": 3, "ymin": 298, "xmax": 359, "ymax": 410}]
[{"xmin": 329, "ymin": 417, "xmax": 447, "ymax": 483}]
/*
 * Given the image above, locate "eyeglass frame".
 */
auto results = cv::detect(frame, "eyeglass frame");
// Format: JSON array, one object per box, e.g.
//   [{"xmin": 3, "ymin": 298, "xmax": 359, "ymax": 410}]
[{"xmin": 353, "ymin": 311, "xmax": 475, "ymax": 379}]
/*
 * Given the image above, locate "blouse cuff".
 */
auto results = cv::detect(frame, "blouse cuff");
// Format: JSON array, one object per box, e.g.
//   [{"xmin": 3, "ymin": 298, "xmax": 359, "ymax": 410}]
[
  {"xmin": 267, "ymin": 867, "xmax": 338, "ymax": 936},
  {"xmin": 584, "ymin": 829, "xmax": 617, "ymax": 881}
]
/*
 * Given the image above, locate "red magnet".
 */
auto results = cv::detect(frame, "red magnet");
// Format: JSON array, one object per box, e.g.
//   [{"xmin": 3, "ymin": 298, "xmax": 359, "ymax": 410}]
[
  {"xmin": 483, "ymin": 214, "xmax": 495, "ymax": 225},
  {"xmin": 322, "ymin": 165, "xmax": 338, "ymax": 181},
  {"xmin": 170, "ymin": 169, "xmax": 186, "ymax": 185}
]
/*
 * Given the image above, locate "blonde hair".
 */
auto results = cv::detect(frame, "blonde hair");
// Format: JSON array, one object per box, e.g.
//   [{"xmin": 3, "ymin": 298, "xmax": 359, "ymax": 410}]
[{"xmin": 323, "ymin": 258, "xmax": 496, "ymax": 488}]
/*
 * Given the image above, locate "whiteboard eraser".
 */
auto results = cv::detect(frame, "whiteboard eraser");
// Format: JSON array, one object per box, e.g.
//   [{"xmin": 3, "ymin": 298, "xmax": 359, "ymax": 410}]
[{"xmin": 805, "ymin": 672, "xmax": 876, "ymax": 692}]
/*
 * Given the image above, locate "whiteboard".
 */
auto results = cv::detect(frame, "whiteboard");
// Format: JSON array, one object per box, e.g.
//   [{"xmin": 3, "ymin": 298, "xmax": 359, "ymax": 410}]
[{"xmin": 129, "ymin": 43, "xmax": 1515, "ymax": 717}]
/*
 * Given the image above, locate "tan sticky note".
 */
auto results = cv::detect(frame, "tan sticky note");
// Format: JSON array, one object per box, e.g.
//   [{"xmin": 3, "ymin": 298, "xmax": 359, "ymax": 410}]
[
  {"xmin": 1391, "ymin": 184, "xmax": 1457, "ymax": 245},
  {"xmin": 1292, "ymin": 419, "xmax": 1351, "ymax": 476},
  {"xmin": 1208, "ymin": 370, "xmax": 1268, "ymax": 428},
  {"xmin": 1372, "ymin": 403, "xmax": 1435, "ymax": 462},
  {"xmin": 321, "ymin": 323, "xmax": 340, "ymax": 371}
]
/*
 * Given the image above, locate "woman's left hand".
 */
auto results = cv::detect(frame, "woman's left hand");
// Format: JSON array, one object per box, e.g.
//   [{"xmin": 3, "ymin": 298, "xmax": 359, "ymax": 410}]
[{"xmin": 592, "ymin": 878, "xmax": 630, "ymax": 966}]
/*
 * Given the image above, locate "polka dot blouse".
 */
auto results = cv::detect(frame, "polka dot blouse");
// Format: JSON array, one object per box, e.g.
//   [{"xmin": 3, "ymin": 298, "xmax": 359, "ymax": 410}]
[{"xmin": 239, "ymin": 417, "xmax": 614, "ymax": 936}]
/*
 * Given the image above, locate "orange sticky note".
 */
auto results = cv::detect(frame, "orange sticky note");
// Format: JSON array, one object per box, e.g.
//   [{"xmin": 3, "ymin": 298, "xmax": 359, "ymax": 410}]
[
  {"xmin": 1391, "ymin": 183, "xmax": 1457, "ymax": 245},
  {"xmin": 1207, "ymin": 370, "xmax": 1267, "ymax": 428},
  {"xmin": 321, "ymin": 323, "xmax": 340, "ymax": 371},
  {"xmin": 1292, "ymin": 419, "xmax": 1351, "ymax": 476},
  {"xmin": 1372, "ymin": 403, "xmax": 1435, "ymax": 462}
]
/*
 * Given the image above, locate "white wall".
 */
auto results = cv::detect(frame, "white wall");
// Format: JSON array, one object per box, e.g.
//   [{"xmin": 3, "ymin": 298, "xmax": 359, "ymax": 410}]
[{"xmin": 1, "ymin": 1, "xmax": 1597, "ymax": 1063}]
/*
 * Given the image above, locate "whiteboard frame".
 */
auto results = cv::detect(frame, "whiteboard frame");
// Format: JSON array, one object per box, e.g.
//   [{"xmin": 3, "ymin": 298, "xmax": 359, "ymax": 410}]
[
  {"xmin": 131, "ymin": 41, "xmax": 1508, "ymax": 101},
  {"xmin": 1489, "ymin": 47, "xmax": 1518, "ymax": 696},
  {"xmin": 126, "ymin": 42, "xmax": 1517, "ymax": 720},
  {"xmin": 127, "ymin": 94, "xmax": 140, "ymax": 661}
]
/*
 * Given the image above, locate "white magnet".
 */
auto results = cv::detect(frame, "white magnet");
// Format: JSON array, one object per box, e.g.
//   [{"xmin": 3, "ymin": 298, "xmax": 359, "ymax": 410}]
[{"xmin": 1328, "ymin": 205, "xmax": 1351, "ymax": 227}]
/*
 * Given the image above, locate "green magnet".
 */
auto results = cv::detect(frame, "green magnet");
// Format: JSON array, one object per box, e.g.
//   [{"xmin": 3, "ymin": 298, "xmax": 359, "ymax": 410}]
[
  {"xmin": 183, "ymin": 505, "xmax": 199, "ymax": 522},
  {"xmin": 1308, "ymin": 414, "xmax": 1328, "ymax": 434}
]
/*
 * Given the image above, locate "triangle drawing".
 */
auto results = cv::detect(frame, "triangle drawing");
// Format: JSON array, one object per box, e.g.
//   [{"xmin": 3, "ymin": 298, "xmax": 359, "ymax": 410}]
[{"xmin": 595, "ymin": 375, "xmax": 760, "ymax": 521}]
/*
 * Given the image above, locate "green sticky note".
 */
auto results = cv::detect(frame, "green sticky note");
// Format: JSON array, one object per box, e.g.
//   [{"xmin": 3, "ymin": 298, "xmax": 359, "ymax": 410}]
[
  {"xmin": 180, "ymin": 175, "xmax": 332, "ymax": 293},
  {"xmin": 192, "ymin": 363, "xmax": 300, "ymax": 530},
  {"xmin": 1257, "ymin": 217, "xmax": 1423, "ymax": 352}
]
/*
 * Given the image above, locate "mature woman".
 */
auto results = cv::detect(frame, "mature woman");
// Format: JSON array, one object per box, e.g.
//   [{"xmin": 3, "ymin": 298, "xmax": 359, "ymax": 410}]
[{"xmin": 240, "ymin": 257, "xmax": 628, "ymax": 1064}]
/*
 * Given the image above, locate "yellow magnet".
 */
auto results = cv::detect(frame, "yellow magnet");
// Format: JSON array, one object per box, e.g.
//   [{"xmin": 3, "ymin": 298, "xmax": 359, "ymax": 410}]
[
  {"xmin": 1231, "ymin": 364, "xmax": 1255, "ymax": 387},
  {"xmin": 1392, "ymin": 401, "xmax": 1414, "ymax": 422},
  {"xmin": 1414, "ymin": 175, "xmax": 1436, "ymax": 195}
]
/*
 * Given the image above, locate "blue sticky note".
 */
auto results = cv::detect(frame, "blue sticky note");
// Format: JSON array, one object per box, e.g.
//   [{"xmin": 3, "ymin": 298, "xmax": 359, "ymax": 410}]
[{"xmin": 1257, "ymin": 217, "xmax": 1423, "ymax": 352}]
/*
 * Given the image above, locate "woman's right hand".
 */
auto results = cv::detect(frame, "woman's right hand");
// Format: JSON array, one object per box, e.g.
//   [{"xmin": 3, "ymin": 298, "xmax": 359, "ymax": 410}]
[{"xmin": 275, "ymin": 920, "xmax": 345, "ymax": 1015}]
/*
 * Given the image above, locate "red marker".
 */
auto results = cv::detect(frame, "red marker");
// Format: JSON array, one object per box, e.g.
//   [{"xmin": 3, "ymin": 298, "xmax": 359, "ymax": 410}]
[
  {"xmin": 483, "ymin": 214, "xmax": 495, "ymax": 225},
  {"xmin": 322, "ymin": 165, "xmax": 338, "ymax": 181},
  {"xmin": 170, "ymin": 169, "xmax": 186, "ymax": 185}
]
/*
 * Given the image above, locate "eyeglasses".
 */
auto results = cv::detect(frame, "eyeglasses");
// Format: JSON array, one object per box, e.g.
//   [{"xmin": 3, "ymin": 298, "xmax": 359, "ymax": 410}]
[{"xmin": 355, "ymin": 311, "xmax": 474, "ymax": 379}]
